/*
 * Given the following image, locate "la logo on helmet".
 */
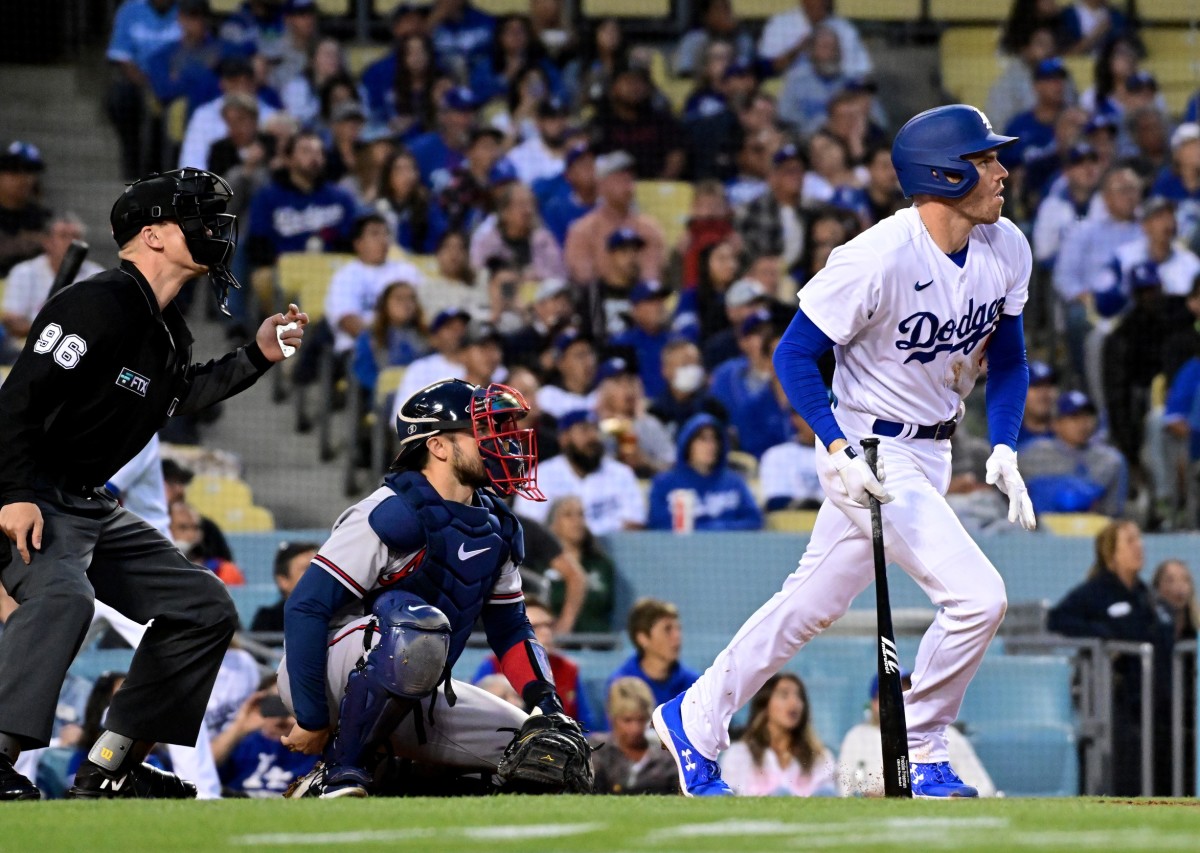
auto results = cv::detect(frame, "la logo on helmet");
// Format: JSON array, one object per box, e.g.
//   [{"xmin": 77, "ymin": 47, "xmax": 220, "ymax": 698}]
[{"xmin": 970, "ymin": 106, "xmax": 994, "ymax": 132}]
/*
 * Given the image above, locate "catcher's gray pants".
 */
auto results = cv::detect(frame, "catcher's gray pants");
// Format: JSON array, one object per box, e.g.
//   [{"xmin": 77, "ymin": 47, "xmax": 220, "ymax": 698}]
[
  {"xmin": 0, "ymin": 482, "xmax": 238, "ymax": 748},
  {"xmin": 278, "ymin": 615, "xmax": 526, "ymax": 771}
]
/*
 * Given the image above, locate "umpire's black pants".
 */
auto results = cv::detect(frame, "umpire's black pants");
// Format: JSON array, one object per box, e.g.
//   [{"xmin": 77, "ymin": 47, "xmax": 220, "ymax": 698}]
[{"xmin": 0, "ymin": 482, "xmax": 239, "ymax": 748}]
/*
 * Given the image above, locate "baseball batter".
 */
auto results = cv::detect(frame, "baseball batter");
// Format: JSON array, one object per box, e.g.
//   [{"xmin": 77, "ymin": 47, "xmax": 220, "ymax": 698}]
[{"xmin": 654, "ymin": 105, "xmax": 1037, "ymax": 798}]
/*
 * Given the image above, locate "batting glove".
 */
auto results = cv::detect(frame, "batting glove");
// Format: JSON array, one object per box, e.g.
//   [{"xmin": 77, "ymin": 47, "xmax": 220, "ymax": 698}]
[
  {"xmin": 985, "ymin": 445, "xmax": 1036, "ymax": 530},
  {"xmin": 831, "ymin": 446, "xmax": 893, "ymax": 507}
]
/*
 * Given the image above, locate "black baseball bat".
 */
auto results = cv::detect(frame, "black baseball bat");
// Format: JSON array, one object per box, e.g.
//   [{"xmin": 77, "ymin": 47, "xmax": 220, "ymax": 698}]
[
  {"xmin": 860, "ymin": 437, "xmax": 912, "ymax": 798},
  {"xmin": 46, "ymin": 239, "xmax": 89, "ymax": 300}
]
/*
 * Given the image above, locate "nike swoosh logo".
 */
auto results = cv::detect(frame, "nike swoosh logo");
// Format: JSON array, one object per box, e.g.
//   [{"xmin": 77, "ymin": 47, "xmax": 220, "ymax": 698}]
[
  {"xmin": 914, "ymin": 280, "xmax": 934, "ymax": 291},
  {"xmin": 458, "ymin": 544, "xmax": 490, "ymax": 560}
]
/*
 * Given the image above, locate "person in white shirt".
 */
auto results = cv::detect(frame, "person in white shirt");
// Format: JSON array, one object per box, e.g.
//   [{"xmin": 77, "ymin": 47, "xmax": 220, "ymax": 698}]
[
  {"xmin": 837, "ymin": 671, "xmax": 995, "ymax": 797},
  {"xmin": 515, "ymin": 409, "xmax": 646, "ymax": 534},
  {"xmin": 106, "ymin": 434, "xmax": 170, "ymax": 537},
  {"xmin": 1031, "ymin": 143, "xmax": 1103, "ymax": 269},
  {"xmin": 2, "ymin": 213, "xmax": 104, "ymax": 338},
  {"xmin": 503, "ymin": 95, "xmax": 572, "ymax": 186},
  {"xmin": 179, "ymin": 58, "xmax": 279, "ymax": 171},
  {"xmin": 760, "ymin": 412, "xmax": 823, "ymax": 513},
  {"xmin": 758, "ymin": 0, "xmax": 872, "ymax": 80},
  {"xmin": 390, "ymin": 308, "xmax": 471, "ymax": 421},
  {"xmin": 324, "ymin": 213, "xmax": 424, "ymax": 356},
  {"xmin": 538, "ymin": 331, "xmax": 600, "ymax": 419}
]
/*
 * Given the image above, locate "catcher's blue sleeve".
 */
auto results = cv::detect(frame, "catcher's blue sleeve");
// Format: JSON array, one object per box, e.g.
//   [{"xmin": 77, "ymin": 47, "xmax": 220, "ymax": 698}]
[
  {"xmin": 772, "ymin": 308, "xmax": 846, "ymax": 448},
  {"xmin": 984, "ymin": 313, "xmax": 1029, "ymax": 450},
  {"xmin": 284, "ymin": 567, "xmax": 356, "ymax": 730}
]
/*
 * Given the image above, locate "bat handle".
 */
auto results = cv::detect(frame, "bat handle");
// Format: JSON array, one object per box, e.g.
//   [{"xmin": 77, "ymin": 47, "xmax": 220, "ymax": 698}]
[{"xmin": 860, "ymin": 437, "xmax": 881, "ymax": 478}]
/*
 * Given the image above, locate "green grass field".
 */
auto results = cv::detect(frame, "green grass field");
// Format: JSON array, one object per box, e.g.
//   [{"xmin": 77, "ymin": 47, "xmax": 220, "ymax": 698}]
[{"xmin": 4, "ymin": 797, "xmax": 1200, "ymax": 853}]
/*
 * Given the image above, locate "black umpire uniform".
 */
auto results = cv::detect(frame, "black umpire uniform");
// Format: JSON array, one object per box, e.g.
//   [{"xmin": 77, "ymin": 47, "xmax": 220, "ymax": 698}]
[{"xmin": 0, "ymin": 171, "xmax": 274, "ymax": 769}]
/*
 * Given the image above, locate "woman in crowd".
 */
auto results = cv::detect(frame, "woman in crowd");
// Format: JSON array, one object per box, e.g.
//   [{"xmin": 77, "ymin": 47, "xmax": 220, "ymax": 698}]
[
  {"xmin": 281, "ymin": 37, "xmax": 348, "ymax": 128},
  {"xmin": 806, "ymin": 131, "xmax": 862, "ymax": 203},
  {"xmin": 418, "ymin": 230, "xmax": 492, "ymax": 320},
  {"xmin": 1081, "ymin": 36, "xmax": 1159, "ymax": 122},
  {"xmin": 1048, "ymin": 520, "xmax": 1176, "ymax": 795},
  {"xmin": 374, "ymin": 148, "xmax": 449, "ymax": 254},
  {"xmin": 472, "ymin": 15, "xmax": 561, "ymax": 105},
  {"xmin": 590, "ymin": 677, "xmax": 680, "ymax": 794},
  {"xmin": 1153, "ymin": 559, "xmax": 1200, "ymax": 641},
  {"xmin": 492, "ymin": 64, "xmax": 557, "ymax": 145},
  {"xmin": 351, "ymin": 281, "xmax": 429, "ymax": 399},
  {"xmin": 339, "ymin": 127, "xmax": 397, "ymax": 207},
  {"xmin": 690, "ymin": 236, "xmax": 742, "ymax": 339},
  {"xmin": 720, "ymin": 673, "xmax": 836, "ymax": 796},
  {"xmin": 546, "ymin": 496, "xmax": 617, "ymax": 635},
  {"xmin": 796, "ymin": 207, "xmax": 858, "ymax": 286},
  {"xmin": 390, "ymin": 34, "xmax": 440, "ymax": 141},
  {"xmin": 675, "ymin": 0, "xmax": 754, "ymax": 78},
  {"xmin": 682, "ymin": 40, "xmax": 733, "ymax": 123},
  {"xmin": 564, "ymin": 18, "xmax": 625, "ymax": 111},
  {"xmin": 468, "ymin": 183, "xmax": 565, "ymax": 281},
  {"xmin": 314, "ymin": 73, "xmax": 360, "ymax": 136}
]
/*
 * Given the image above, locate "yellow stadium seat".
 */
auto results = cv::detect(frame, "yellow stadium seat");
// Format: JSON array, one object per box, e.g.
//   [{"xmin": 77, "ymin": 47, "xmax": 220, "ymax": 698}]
[
  {"xmin": 649, "ymin": 49, "xmax": 670, "ymax": 88},
  {"xmin": 1039, "ymin": 513, "xmax": 1113, "ymax": 537},
  {"xmin": 376, "ymin": 0, "xmax": 434, "ymax": 14},
  {"xmin": 188, "ymin": 475, "xmax": 255, "ymax": 520},
  {"xmin": 928, "ymin": 0, "xmax": 1010, "ymax": 22},
  {"xmin": 732, "ymin": 0, "xmax": 793, "ymax": 21},
  {"xmin": 1140, "ymin": 0, "xmax": 1200, "ymax": 24},
  {"xmin": 0, "ymin": 366, "xmax": 10, "ymax": 388},
  {"xmin": 837, "ymin": 0, "xmax": 922, "ymax": 21},
  {"xmin": 939, "ymin": 27, "xmax": 1005, "ymax": 109},
  {"xmin": 766, "ymin": 509, "xmax": 820, "ymax": 533},
  {"xmin": 727, "ymin": 450, "xmax": 759, "ymax": 479},
  {"xmin": 211, "ymin": 0, "xmax": 240, "ymax": 12},
  {"xmin": 1143, "ymin": 28, "xmax": 1200, "ymax": 93},
  {"xmin": 659, "ymin": 77, "xmax": 694, "ymax": 114},
  {"xmin": 166, "ymin": 97, "xmax": 188, "ymax": 146},
  {"xmin": 316, "ymin": 0, "xmax": 350, "ymax": 13},
  {"xmin": 347, "ymin": 44, "xmax": 390, "ymax": 77},
  {"xmin": 216, "ymin": 505, "xmax": 276, "ymax": 533},
  {"xmin": 375, "ymin": 365, "xmax": 408, "ymax": 408},
  {"xmin": 406, "ymin": 253, "xmax": 441, "ymax": 279},
  {"xmin": 581, "ymin": 0, "xmax": 670, "ymax": 18},
  {"xmin": 275, "ymin": 252, "xmax": 356, "ymax": 323},
  {"xmin": 1061, "ymin": 55, "xmax": 1095, "ymax": 92},
  {"xmin": 475, "ymin": 0, "xmax": 531, "ymax": 14},
  {"xmin": 0, "ymin": 278, "xmax": 6, "ymax": 307},
  {"xmin": 1151, "ymin": 373, "xmax": 1168, "ymax": 409},
  {"xmin": 635, "ymin": 181, "xmax": 694, "ymax": 249}
]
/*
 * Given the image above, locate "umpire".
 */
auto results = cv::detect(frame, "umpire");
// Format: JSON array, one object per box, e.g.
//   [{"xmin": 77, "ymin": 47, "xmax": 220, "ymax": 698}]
[{"xmin": 0, "ymin": 169, "xmax": 308, "ymax": 800}]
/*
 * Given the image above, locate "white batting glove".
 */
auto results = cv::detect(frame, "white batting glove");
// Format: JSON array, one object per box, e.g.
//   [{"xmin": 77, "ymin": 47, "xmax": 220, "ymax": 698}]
[
  {"xmin": 985, "ymin": 445, "xmax": 1036, "ymax": 530},
  {"xmin": 831, "ymin": 446, "xmax": 893, "ymax": 507}
]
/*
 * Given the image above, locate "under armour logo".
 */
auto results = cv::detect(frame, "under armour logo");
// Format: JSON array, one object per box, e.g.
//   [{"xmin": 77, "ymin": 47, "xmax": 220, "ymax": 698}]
[{"xmin": 682, "ymin": 749, "xmax": 697, "ymax": 772}]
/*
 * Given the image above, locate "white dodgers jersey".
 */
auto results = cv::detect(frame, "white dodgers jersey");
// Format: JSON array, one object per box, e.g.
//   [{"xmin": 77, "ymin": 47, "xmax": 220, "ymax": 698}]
[{"xmin": 799, "ymin": 206, "xmax": 1031, "ymax": 425}]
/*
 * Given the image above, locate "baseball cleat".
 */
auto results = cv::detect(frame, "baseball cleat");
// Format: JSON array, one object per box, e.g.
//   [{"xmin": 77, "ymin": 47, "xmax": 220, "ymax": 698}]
[
  {"xmin": 0, "ymin": 755, "xmax": 40, "ymax": 801},
  {"xmin": 317, "ymin": 765, "xmax": 371, "ymax": 799},
  {"xmin": 652, "ymin": 695, "xmax": 733, "ymax": 797},
  {"xmin": 910, "ymin": 761, "xmax": 978, "ymax": 798},
  {"xmin": 66, "ymin": 759, "xmax": 197, "ymax": 799}
]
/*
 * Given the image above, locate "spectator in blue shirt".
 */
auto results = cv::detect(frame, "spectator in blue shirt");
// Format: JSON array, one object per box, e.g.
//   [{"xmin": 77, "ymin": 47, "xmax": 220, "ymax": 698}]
[
  {"xmin": 709, "ymin": 310, "xmax": 793, "ymax": 459},
  {"xmin": 612, "ymin": 281, "xmax": 674, "ymax": 400},
  {"xmin": 540, "ymin": 143, "xmax": 598, "ymax": 245},
  {"xmin": 1018, "ymin": 360, "xmax": 1060, "ymax": 448},
  {"xmin": 1150, "ymin": 123, "xmax": 1200, "ymax": 247},
  {"xmin": 246, "ymin": 129, "xmax": 357, "ymax": 271},
  {"xmin": 219, "ymin": 0, "xmax": 284, "ymax": 58},
  {"xmin": 360, "ymin": 7, "xmax": 435, "ymax": 128},
  {"xmin": 647, "ymin": 412, "xmax": 763, "ymax": 531},
  {"xmin": 470, "ymin": 15, "xmax": 561, "ymax": 105},
  {"xmin": 427, "ymin": 0, "xmax": 496, "ymax": 79},
  {"xmin": 213, "ymin": 685, "xmax": 317, "ymax": 798},
  {"xmin": 408, "ymin": 87, "xmax": 478, "ymax": 192},
  {"xmin": 145, "ymin": 0, "xmax": 234, "ymax": 119},
  {"xmin": 106, "ymin": 0, "xmax": 182, "ymax": 179},
  {"xmin": 1002, "ymin": 57, "xmax": 1069, "ymax": 170},
  {"xmin": 374, "ymin": 148, "xmax": 449, "ymax": 254},
  {"xmin": 1060, "ymin": 0, "xmax": 1131, "ymax": 57},
  {"xmin": 606, "ymin": 598, "xmax": 700, "ymax": 713}
]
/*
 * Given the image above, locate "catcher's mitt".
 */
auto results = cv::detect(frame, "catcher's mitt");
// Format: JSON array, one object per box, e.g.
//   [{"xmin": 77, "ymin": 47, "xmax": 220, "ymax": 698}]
[{"xmin": 496, "ymin": 712, "xmax": 595, "ymax": 794}]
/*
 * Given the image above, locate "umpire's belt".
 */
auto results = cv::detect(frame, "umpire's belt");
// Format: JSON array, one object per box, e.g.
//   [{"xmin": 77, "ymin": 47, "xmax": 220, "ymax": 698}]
[{"xmin": 872, "ymin": 418, "xmax": 957, "ymax": 441}]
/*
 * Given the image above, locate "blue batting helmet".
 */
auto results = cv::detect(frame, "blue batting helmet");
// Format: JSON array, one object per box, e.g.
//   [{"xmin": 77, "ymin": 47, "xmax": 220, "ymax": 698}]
[{"xmin": 891, "ymin": 105, "xmax": 1018, "ymax": 199}]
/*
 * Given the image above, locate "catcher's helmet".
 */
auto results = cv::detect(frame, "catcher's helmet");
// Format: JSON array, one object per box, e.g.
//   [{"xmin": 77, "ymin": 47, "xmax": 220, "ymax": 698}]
[
  {"xmin": 110, "ymin": 168, "xmax": 241, "ymax": 314},
  {"xmin": 394, "ymin": 379, "xmax": 544, "ymax": 500},
  {"xmin": 891, "ymin": 105, "xmax": 1018, "ymax": 200}
]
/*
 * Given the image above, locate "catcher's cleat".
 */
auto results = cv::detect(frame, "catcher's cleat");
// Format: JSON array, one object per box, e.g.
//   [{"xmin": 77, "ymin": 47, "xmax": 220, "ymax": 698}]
[
  {"xmin": 66, "ymin": 759, "xmax": 197, "ymax": 800},
  {"xmin": 319, "ymin": 765, "xmax": 371, "ymax": 799},
  {"xmin": 0, "ymin": 755, "xmax": 40, "ymax": 801},
  {"xmin": 652, "ymin": 695, "xmax": 733, "ymax": 797},
  {"xmin": 910, "ymin": 762, "xmax": 979, "ymax": 798}
]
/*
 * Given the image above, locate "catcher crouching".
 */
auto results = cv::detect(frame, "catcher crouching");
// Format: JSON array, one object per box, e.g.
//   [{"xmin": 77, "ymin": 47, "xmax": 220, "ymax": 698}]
[{"xmin": 277, "ymin": 379, "xmax": 593, "ymax": 797}]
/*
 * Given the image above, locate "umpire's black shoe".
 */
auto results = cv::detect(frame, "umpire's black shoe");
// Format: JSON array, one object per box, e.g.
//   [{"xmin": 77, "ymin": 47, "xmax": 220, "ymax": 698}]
[
  {"xmin": 0, "ymin": 756, "xmax": 40, "ymax": 800},
  {"xmin": 66, "ymin": 760, "xmax": 197, "ymax": 800}
]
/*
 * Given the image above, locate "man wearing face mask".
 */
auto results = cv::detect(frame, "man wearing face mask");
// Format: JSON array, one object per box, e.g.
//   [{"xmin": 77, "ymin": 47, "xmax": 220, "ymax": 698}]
[
  {"xmin": 515, "ymin": 409, "xmax": 646, "ymax": 535},
  {"xmin": 648, "ymin": 339, "xmax": 728, "ymax": 439}
]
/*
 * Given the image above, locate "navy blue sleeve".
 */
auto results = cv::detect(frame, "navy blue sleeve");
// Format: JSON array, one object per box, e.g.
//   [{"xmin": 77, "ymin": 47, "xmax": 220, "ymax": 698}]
[
  {"xmin": 481, "ymin": 598, "xmax": 536, "ymax": 656},
  {"xmin": 283, "ymin": 567, "xmax": 357, "ymax": 731},
  {"xmin": 772, "ymin": 308, "xmax": 847, "ymax": 448},
  {"xmin": 984, "ymin": 314, "xmax": 1030, "ymax": 450}
]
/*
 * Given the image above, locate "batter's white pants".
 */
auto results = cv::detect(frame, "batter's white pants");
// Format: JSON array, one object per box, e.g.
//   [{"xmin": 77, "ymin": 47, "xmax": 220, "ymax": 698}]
[
  {"xmin": 278, "ymin": 615, "xmax": 526, "ymax": 772},
  {"xmin": 680, "ymin": 407, "xmax": 1006, "ymax": 763}
]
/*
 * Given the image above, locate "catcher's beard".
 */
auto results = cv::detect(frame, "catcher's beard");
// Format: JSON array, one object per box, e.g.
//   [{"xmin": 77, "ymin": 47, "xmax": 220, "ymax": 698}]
[{"xmin": 451, "ymin": 440, "xmax": 492, "ymax": 490}]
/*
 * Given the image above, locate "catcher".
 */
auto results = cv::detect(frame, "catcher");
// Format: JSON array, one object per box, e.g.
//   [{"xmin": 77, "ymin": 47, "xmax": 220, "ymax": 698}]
[{"xmin": 278, "ymin": 378, "xmax": 593, "ymax": 797}]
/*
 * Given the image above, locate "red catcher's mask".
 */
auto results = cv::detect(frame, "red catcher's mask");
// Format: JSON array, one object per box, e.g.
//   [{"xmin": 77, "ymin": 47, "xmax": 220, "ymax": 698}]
[{"xmin": 471, "ymin": 383, "xmax": 544, "ymax": 501}]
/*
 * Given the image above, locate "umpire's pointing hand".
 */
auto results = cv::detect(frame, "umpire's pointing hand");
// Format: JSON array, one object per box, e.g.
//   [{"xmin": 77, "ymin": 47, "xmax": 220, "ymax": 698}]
[
  {"xmin": 0, "ymin": 502, "xmax": 43, "ymax": 565},
  {"xmin": 257, "ymin": 303, "xmax": 309, "ymax": 363}
]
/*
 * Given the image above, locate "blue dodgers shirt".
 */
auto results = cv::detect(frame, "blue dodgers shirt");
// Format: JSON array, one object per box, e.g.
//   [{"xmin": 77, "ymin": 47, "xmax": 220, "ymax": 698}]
[
  {"xmin": 247, "ymin": 175, "xmax": 357, "ymax": 259},
  {"xmin": 106, "ymin": 0, "xmax": 181, "ymax": 71}
]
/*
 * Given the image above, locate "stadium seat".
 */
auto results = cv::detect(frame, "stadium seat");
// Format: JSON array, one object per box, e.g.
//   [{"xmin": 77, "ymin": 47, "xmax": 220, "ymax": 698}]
[
  {"xmin": 70, "ymin": 648, "xmax": 135, "ymax": 681},
  {"xmin": 211, "ymin": 0, "xmax": 240, "ymax": 13},
  {"xmin": 275, "ymin": 252, "xmax": 356, "ymax": 323},
  {"xmin": 165, "ymin": 97, "xmax": 188, "ymax": 146},
  {"xmin": 765, "ymin": 509, "xmax": 820, "ymax": 533},
  {"xmin": 731, "ymin": 0, "xmax": 793, "ymax": 21},
  {"xmin": 0, "ymin": 366, "xmax": 10, "ymax": 388},
  {"xmin": 1151, "ymin": 373, "xmax": 1168, "ymax": 408},
  {"xmin": 1139, "ymin": 0, "xmax": 1200, "ymax": 24},
  {"xmin": 970, "ymin": 722, "xmax": 1079, "ymax": 796},
  {"xmin": 372, "ymin": 364, "xmax": 408, "ymax": 475},
  {"xmin": 928, "ymin": 0, "xmax": 1010, "ymax": 22},
  {"xmin": 939, "ymin": 27, "xmax": 1004, "ymax": 109},
  {"xmin": 837, "ymin": 0, "xmax": 922, "ymax": 22},
  {"xmin": 215, "ymin": 504, "xmax": 275, "ymax": 533},
  {"xmin": 347, "ymin": 45, "xmax": 390, "ymax": 77},
  {"xmin": 475, "ymin": 0, "xmax": 534, "ymax": 14},
  {"xmin": 634, "ymin": 181, "xmax": 693, "ymax": 248},
  {"xmin": 1142, "ymin": 27, "xmax": 1199, "ymax": 114},
  {"xmin": 959, "ymin": 656, "xmax": 1074, "ymax": 729},
  {"xmin": 581, "ymin": 0, "xmax": 671, "ymax": 19},
  {"xmin": 229, "ymin": 584, "xmax": 282, "ymax": 626},
  {"xmin": 316, "ymin": 0, "xmax": 351, "ymax": 13},
  {"xmin": 1038, "ymin": 512, "xmax": 1112, "ymax": 537},
  {"xmin": 189, "ymin": 474, "xmax": 255, "ymax": 517},
  {"xmin": 376, "ymin": 0, "xmax": 434, "ymax": 14},
  {"xmin": 406, "ymin": 253, "xmax": 441, "ymax": 280}
]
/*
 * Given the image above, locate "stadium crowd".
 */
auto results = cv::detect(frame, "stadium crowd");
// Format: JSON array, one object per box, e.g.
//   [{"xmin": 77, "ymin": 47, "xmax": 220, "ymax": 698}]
[{"xmin": 3, "ymin": 0, "xmax": 1200, "ymax": 798}]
